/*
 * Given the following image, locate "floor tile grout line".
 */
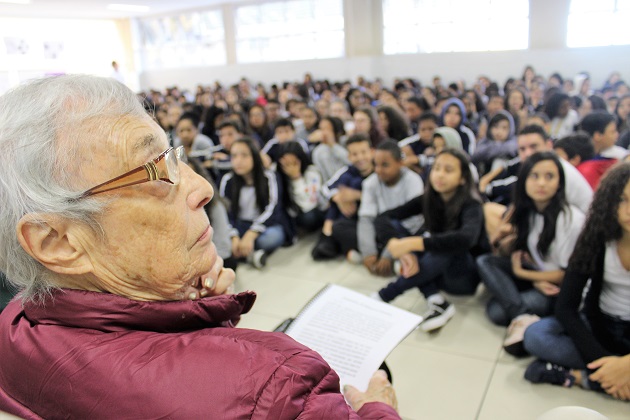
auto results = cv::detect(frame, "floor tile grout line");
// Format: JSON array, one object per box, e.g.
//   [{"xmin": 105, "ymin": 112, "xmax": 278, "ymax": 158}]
[{"xmin": 473, "ymin": 345, "xmax": 505, "ymax": 420}]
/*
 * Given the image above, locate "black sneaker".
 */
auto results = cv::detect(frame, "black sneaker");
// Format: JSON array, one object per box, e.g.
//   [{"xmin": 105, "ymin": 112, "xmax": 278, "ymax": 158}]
[
  {"xmin": 419, "ymin": 300, "xmax": 455, "ymax": 332},
  {"xmin": 524, "ymin": 360, "xmax": 575, "ymax": 387}
]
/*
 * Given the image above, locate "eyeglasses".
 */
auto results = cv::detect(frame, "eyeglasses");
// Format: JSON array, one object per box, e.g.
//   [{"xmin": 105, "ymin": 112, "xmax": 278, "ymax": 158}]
[{"xmin": 79, "ymin": 146, "xmax": 186, "ymax": 198}]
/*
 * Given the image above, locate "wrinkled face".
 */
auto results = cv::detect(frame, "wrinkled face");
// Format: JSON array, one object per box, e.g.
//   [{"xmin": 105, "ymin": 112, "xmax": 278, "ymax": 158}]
[
  {"xmin": 525, "ymin": 159, "xmax": 560, "ymax": 210},
  {"xmin": 430, "ymin": 153, "xmax": 463, "ymax": 198},
  {"xmin": 175, "ymin": 119, "xmax": 197, "ymax": 147},
  {"xmin": 490, "ymin": 119, "xmax": 510, "ymax": 142},
  {"xmin": 219, "ymin": 127, "xmax": 240, "ymax": 152},
  {"xmin": 353, "ymin": 111, "xmax": 372, "ymax": 134},
  {"xmin": 617, "ymin": 180, "xmax": 630, "ymax": 235},
  {"xmin": 275, "ymin": 126, "xmax": 295, "ymax": 143},
  {"xmin": 518, "ymin": 133, "xmax": 549, "ymax": 161},
  {"xmin": 374, "ymin": 150, "xmax": 402, "ymax": 186},
  {"xmin": 418, "ymin": 119, "xmax": 437, "ymax": 143},
  {"xmin": 301, "ymin": 108, "xmax": 318, "ymax": 130},
  {"xmin": 81, "ymin": 115, "xmax": 217, "ymax": 301},
  {"xmin": 230, "ymin": 142, "xmax": 254, "ymax": 176},
  {"xmin": 443, "ymin": 105, "xmax": 462, "ymax": 128},
  {"xmin": 347, "ymin": 141, "xmax": 374, "ymax": 175}
]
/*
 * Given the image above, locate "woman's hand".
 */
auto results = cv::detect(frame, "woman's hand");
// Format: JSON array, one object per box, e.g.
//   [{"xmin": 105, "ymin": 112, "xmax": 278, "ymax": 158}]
[
  {"xmin": 184, "ymin": 257, "xmax": 236, "ymax": 300},
  {"xmin": 533, "ymin": 281, "xmax": 560, "ymax": 296},
  {"xmin": 231, "ymin": 236, "xmax": 241, "ymax": 259},
  {"xmin": 399, "ymin": 253, "xmax": 419, "ymax": 278},
  {"xmin": 386, "ymin": 238, "xmax": 407, "ymax": 259},
  {"xmin": 588, "ymin": 354, "xmax": 630, "ymax": 399},
  {"xmin": 279, "ymin": 154, "xmax": 301, "ymax": 180},
  {"xmin": 343, "ymin": 370, "xmax": 398, "ymax": 413},
  {"xmin": 239, "ymin": 230, "xmax": 257, "ymax": 258}
]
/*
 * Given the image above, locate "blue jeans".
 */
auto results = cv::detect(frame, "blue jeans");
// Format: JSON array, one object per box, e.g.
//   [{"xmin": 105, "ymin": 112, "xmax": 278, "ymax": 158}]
[
  {"xmin": 477, "ymin": 254, "xmax": 554, "ymax": 326},
  {"xmin": 234, "ymin": 220, "xmax": 285, "ymax": 253},
  {"xmin": 295, "ymin": 208, "xmax": 325, "ymax": 232},
  {"xmin": 522, "ymin": 316, "xmax": 629, "ymax": 392},
  {"xmin": 379, "ymin": 251, "xmax": 479, "ymax": 302}
]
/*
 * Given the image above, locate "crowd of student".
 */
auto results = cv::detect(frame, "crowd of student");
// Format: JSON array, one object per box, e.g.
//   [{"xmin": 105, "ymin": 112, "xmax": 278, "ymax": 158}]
[{"xmin": 135, "ymin": 66, "xmax": 630, "ymax": 402}]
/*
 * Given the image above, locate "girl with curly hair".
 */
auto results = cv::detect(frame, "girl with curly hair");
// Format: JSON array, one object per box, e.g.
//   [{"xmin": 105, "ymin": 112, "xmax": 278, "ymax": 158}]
[{"xmin": 522, "ymin": 162, "xmax": 630, "ymax": 401}]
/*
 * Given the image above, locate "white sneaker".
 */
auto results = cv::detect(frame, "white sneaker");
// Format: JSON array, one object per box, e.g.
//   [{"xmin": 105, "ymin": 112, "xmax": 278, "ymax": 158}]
[
  {"xmin": 393, "ymin": 260, "xmax": 402, "ymax": 276},
  {"xmin": 250, "ymin": 249, "xmax": 267, "ymax": 269},
  {"xmin": 346, "ymin": 249, "xmax": 362, "ymax": 265},
  {"xmin": 419, "ymin": 300, "xmax": 455, "ymax": 332},
  {"xmin": 504, "ymin": 314, "xmax": 540, "ymax": 356},
  {"xmin": 369, "ymin": 291, "xmax": 384, "ymax": 302}
]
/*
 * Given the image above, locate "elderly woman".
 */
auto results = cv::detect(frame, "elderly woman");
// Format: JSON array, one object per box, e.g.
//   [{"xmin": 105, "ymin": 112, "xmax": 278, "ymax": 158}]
[{"xmin": 0, "ymin": 76, "xmax": 399, "ymax": 419}]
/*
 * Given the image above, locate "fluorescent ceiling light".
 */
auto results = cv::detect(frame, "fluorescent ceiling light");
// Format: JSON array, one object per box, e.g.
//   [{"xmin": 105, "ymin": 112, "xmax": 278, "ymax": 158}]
[
  {"xmin": 107, "ymin": 3, "xmax": 150, "ymax": 12},
  {"xmin": 0, "ymin": 0, "xmax": 32, "ymax": 4}
]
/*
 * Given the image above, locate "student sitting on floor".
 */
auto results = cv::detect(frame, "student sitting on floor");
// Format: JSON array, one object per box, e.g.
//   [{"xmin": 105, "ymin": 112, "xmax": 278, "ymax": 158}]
[
  {"xmin": 373, "ymin": 149, "xmax": 488, "ymax": 332},
  {"xmin": 477, "ymin": 151, "xmax": 585, "ymax": 356},
  {"xmin": 358, "ymin": 140, "xmax": 424, "ymax": 277},
  {"xmin": 522, "ymin": 162, "xmax": 630, "ymax": 401}
]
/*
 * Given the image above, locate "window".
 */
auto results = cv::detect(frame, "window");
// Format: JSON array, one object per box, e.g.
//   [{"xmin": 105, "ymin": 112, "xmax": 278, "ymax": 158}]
[
  {"xmin": 135, "ymin": 9, "xmax": 225, "ymax": 70},
  {"xmin": 235, "ymin": 0, "xmax": 344, "ymax": 63},
  {"xmin": 383, "ymin": 0, "xmax": 529, "ymax": 54},
  {"xmin": 567, "ymin": 0, "xmax": 630, "ymax": 47}
]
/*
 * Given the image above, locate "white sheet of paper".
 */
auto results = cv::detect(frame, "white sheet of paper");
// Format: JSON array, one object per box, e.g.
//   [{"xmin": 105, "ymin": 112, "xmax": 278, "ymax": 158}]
[{"xmin": 286, "ymin": 284, "xmax": 422, "ymax": 392}]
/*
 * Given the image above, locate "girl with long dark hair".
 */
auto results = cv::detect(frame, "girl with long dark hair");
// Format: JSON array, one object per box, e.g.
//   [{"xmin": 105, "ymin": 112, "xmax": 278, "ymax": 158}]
[
  {"xmin": 477, "ymin": 151, "xmax": 585, "ymax": 355},
  {"xmin": 373, "ymin": 149, "xmax": 488, "ymax": 332},
  {"xmin": 219, "ymin": 138, "xmax": 289, "ymax": 268},
  {"xmin": 522, "ymin": 162, "xmax": 630, "ymax": 401}
]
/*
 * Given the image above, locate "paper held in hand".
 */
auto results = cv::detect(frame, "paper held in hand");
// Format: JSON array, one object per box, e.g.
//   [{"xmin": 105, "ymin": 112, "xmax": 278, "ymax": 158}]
[{"xmin": 284, "ymin": 284, "xmax": 422, "ymax": 392}]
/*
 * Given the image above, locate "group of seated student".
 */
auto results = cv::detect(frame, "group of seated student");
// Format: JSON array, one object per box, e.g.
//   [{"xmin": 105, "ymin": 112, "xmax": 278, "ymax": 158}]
[{"xmin": 138, "ymin": 66, "xmax": 630, "ymax": 402}]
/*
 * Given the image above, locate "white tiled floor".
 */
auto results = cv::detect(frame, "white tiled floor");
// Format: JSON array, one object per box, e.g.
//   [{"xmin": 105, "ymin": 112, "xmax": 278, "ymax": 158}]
[{"xmin": 234, "ymin": 233, "xmax": 629, "ymax": 420}]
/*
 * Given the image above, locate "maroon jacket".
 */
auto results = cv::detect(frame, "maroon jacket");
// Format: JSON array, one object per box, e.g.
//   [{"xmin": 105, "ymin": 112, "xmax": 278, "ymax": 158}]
[{"xmin": 0, "ymin": 289, "xmax": 399, "ymax": 419}]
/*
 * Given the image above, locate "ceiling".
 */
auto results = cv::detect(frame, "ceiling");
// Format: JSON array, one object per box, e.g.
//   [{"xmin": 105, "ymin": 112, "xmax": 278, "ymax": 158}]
[{"xmin": 0, "ymin": 0, "xmax": 248, "ymax": 19}]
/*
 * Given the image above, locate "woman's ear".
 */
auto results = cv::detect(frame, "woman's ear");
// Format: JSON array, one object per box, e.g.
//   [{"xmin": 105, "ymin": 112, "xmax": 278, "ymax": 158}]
[{"xmin": 16, "ymin": 214, "xmax": 93, "ymax": 275}]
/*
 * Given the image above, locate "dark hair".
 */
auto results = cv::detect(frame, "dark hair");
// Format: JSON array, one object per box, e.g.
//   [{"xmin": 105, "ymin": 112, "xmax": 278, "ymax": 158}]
[
  {"xmin": 247, "ymin": 104, "xmax": 273, "ymax": 144},
  {"xmin": 406, "ymin": 96, "xmax": 430, "ymax": 112},
  {"xmin": 277, "ymin": 141, "xmax": 311, "ymax": 212},
  {"xmin": 510, "ymin": 151, "xmax": 567, "ymax": 258},
  {"xmin": 579, "ymin": 111, "xmax": 616, "ymax": 137},
  {"xmin": 568, "ymin": 162, "xmax": 630, "ymax": 273},
  {"xmin": 487, "ymin": 112, "xmax": 512, "ymax": 140},
  {"xmin": 201, "ymin": 105, "xmax": 226, "ymax": 140},
  {"xmin": 274, "ymin": 118, "xmax": 295, "ymax": 131},
  {"xmin": 218, "ymin": 120, "xmax": 243, "ymax": 133},
  {"xmin": 230, "ymin": 137, "xmax": 269, "ymax": 215},
  {"xmin": 553, "ymin": 132, "xmax": 594, "ymax": 162},
  {"xmin": 354, "ymin": 107, "xmax": 386, "ymax": 147},
  {"xmin": 544, "ymin": 93, "xmax": 570, "ymax": 120},
  {"xmin": 418, "ymin": 111, "xmax": 439, "ymax": 125},
  {"xmin": 519, "ymin": 123, "xmax": 549, "ymax": 140},
  {"xmin": 346, "ymin": 132, "xmax": 371, "ymax": 147},
  {"xmin": 377, "ymin": 105, "xmax": 410, "ymax": 141},
  {"xmin": 424, "ymin": 148, "xmax": 479, "ymax": 233},
  {"xmin": 506, "ymin": 88, "xmax": 530, "ymax": 112},
  {"xmin": 319, "ymin": 116, "xmax": 346, "ymax": 142},
  {"xmin": 376, "ymin": 139, "xmax": 402, "ymax": 161},
  {"xmin": 177, "ymin": 111, "xmax": 200, "ymax": 128},
  {"xmin": 587, "ymin": 95, "xmax": 607, "ymax": 112}
]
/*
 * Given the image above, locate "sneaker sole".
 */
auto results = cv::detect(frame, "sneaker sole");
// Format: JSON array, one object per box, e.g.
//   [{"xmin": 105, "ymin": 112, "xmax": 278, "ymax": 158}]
[{"xmin": 420, "ymin": 304, "xmax": 456, "ymax": 332}]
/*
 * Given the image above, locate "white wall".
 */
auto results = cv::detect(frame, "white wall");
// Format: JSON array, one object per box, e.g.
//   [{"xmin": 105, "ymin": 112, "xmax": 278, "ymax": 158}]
[
  {"xmin": 138, "ymin": 45, "xmax": 630, "ymax": 91},
  {"xmin": 136, "ymin": 0, "xmax": 630, "ymax": 92}
]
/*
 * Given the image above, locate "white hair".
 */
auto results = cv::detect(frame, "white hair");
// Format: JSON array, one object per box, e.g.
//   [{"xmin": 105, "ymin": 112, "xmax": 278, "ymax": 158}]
[{"xmin": 0, "ymin": 75, "xmax": 148, "ymax": 302}]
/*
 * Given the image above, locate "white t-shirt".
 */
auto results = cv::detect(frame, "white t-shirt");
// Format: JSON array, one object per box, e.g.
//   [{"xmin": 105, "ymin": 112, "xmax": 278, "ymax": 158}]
[
  {"xmin": 600, "ymin": 241, "xmax": 630, "ymax": 320},
  {"xmin": 560, "ymin": 158, "xmax": 593, "ymax": 214},
  {"xmin": 527, "ymin": 205, "xmax": 585, "ymax": 271}
]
